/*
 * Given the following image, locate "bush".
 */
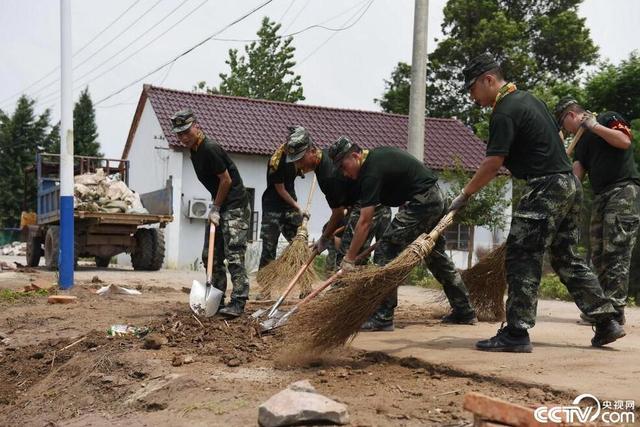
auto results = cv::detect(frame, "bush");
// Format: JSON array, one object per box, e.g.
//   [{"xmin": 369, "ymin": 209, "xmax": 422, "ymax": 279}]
[
  {"xmin": 406, "ymin": 264, "xmax": 441, "ymax": 289},
  {"xmin": 538, "ymin": 274, "xmax": 572, "ymax": 301}
]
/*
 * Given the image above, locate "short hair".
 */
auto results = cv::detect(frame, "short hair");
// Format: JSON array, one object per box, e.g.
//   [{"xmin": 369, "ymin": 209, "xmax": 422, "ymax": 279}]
[{"xmin": 485, "ymin": 66, "xmax": 505, "ymax": 81}]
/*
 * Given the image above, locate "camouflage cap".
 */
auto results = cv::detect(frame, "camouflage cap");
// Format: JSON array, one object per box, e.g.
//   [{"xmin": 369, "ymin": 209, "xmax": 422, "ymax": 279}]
[
  {"xmin": 285, "ymin": 126, "xmax": 312, "ymax": 163},
  {"xmin": 328, "ymin": 136, "xmax": 356, "ymax": 166},
  {"xmin": 554, "ymin": 96, "xmax": 580, "ymax": 125},
  {"xmin": 462, "ymin": 53, "xmax": 500, "ymax": 90},
  {"xmin": 170, "ymin": 108, "xmax": 195, "ymax": 133}
]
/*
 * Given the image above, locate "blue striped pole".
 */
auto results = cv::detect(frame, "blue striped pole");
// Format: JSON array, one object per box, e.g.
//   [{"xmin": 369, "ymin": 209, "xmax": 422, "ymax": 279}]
[{"xmin": 59, "ymin": 0, "xmax": 74, "ymax": 289}]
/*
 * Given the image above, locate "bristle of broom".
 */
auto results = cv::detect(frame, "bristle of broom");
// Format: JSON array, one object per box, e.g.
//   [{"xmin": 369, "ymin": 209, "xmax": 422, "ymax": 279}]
[
  {"xmin": 256, "ymin": 227, "xmax": 318, "ymax": 298},
  {"xmin": 280, "ymin": 234, "xmax": 435, "ymax": 356},
  {"xmin": 461, "ymin": 243, "xmax": 506, "ymax": 321}
]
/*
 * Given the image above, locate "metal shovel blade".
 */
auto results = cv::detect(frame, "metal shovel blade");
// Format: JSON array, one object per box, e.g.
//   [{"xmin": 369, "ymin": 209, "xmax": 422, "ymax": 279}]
[
  {"xmin": 259, "ymin": 309, "xmax": 288, "ymax": 332},
  {"xmin": 189, "ymin": 279, "xmax": 223, "ymax": 317}
]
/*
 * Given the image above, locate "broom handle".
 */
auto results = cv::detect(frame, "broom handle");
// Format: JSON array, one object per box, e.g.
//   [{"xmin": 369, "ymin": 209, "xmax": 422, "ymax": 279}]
[
  {"xmin": 267, "ymin": 249, "xmax": 319, "ymax": 317},
  {"xmin": 296, "ymin": 242, "xmax": 379, "ymax": 307},
  {"xmin": 565, "ymin": 126, "xmax": 585, "ymax": 156},
  {"xmin": 206, "ymin": 223, "xmax": 216, "ymax": 284},
  {"xmin": 304, "ymin": 174, "xmax": 317, "ymax": 213},
  {"xmin": 427, "ymin": 211, "xmax": 457, "ymax": 241}
]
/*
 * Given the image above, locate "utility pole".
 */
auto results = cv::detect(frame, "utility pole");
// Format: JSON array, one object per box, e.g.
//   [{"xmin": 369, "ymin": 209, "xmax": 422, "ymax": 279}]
[
  {"xmin": 407, "ymin": 0, "xmax": 429, "ymax": 162},
  {"xmin": 59, "ymin": 0, "xmax": 74, "ymax": 289}
]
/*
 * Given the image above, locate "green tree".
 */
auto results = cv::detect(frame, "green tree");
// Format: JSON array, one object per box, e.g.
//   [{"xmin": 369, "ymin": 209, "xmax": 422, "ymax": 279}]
[
  {"xmin": 441, "ymin": 160, "xmax": 511, "ymax": 268},
  {"xmin": 375, "ymin": 62, "xmax": 411, "ymax": 115},
  {"xmin": 49, "ymin": 87, "xmax": 102, "ymax": 157},
  {"xmin": 0, "ymin": 96, "xmax": 57, "ymax": 227},
  {"xmin": 584, "ymin": 51, "xmax": 640, "ymax": 120},
  {"xmin": 376, "ymin": 0, "xmax": 597, "ymax": 131},
  {"xmin": 215, "ymin": 17, "xmax": 304, "ymax": 102}
]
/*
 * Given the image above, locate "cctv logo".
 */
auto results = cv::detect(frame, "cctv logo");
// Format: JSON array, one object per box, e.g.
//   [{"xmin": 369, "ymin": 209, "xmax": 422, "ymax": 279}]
[{"xmin": 534, "ymin": 394, "xmax": 636, "ymax": 424}]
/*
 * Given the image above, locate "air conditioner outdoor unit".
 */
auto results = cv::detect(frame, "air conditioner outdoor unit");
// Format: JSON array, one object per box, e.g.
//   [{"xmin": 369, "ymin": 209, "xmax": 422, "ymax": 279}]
[{"xmin": 188, "ymin": 198, "xmax": 211, "ymax": 219}]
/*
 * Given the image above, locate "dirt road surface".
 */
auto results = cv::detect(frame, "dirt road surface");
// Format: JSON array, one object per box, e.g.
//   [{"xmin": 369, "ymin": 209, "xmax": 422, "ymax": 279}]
[{"xmin": 0, "ymin": 258, "xmax": 637, "ymax": 426}]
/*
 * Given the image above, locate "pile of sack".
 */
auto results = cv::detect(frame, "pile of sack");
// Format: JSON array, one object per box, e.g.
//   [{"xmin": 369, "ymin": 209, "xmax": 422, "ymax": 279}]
[
  {"xmin": 1, "ymin": 242, "xmax": 26, "ymax": 256},
  {"xmin": 74, "ymin": 169, "xmax": 148, "ymax": 214}
]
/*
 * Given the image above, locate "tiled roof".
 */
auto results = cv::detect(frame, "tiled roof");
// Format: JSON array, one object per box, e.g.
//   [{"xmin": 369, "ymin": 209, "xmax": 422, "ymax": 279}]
[{"xmin": 123, "ymin": 85, "xmax": 488, "ymax": 172}]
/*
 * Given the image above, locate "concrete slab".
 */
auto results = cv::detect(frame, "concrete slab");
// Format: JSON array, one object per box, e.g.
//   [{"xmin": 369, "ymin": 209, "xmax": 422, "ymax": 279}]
[{"xmin": 352, "ymin": 286, "xmax": 640, "ymax": 402}]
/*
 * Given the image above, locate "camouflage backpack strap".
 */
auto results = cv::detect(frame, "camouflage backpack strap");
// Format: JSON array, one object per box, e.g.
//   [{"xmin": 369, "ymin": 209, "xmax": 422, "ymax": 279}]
[{"xmin": 268, "ymin": 143, "xmax": 287, "ymax": 173}]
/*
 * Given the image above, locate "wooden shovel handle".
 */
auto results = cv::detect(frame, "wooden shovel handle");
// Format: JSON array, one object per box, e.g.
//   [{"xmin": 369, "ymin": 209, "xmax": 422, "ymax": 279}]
[
  {"xmin": 206, "ymin": 223, "xmax": 215, "ymax": 284},
  {"xmin": 304, "ymin": 174, "xmax": 318, "ymax": 213},
  {"xmin": 565, "ymin": 127, "xmax": 586, "ymax": 156}
]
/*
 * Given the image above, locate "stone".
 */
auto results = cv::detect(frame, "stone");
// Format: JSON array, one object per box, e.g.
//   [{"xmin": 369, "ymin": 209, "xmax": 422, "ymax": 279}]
[
  {"xmin": 258, "ymin": 383, "xmax": 349, "ymax": 427},
  {"xmin": 183, "ymin": 355, "xmax": 195, "ymax": 364},
  {"xmin": 288, "ymin": 380, "xmax": 316, "ymax": 393},
  {"xmin": 143, "ymin": 334, "xmax": 166, "ymax": 350},
  {"xmin": 171, "ymin": 355, "xmax": 183, "ymax": 367},
  {"xmin": 527, "ymin": 387, "xmax": 546, "ymax": 401},
  {"xmin": 226, "ymin": 358, "xmax": 241, "ymax": 367}
]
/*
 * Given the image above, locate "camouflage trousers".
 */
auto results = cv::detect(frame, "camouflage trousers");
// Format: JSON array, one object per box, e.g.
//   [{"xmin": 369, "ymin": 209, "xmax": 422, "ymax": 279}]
[
  {"xmin": 336, "ymin": 204, "xmax": 392, "ymax": 267},
  {"xmin": 258, "ymin": 208, "xmax": 302, "ymax": 268},
  {"xmin": 506, "ymin": 173, "xmax": 616, "ymax": 330},
  {"xmin": 590, "ymin": 182, "xmax": 640, "ymax": 310},
  {"xmin": 202, "ymin": 203, "xmax": 251, "ymax": 307},
  {"xmin": 372, "ymin": 185, "xmax": 474, "ymax": 322}
]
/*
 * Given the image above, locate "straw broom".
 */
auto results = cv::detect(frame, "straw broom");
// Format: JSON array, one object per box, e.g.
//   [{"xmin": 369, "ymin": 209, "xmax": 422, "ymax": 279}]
[
  {"xmin": 256, "ymin": 176, "xmax": 318, "ymax": 298},
  {"xmin": 280, "ymin": 210, "xmax": 457, "ymax": 355},
  {"xmin": 458, "ymin": 127, "xmax": 587, "ymax": 320}
]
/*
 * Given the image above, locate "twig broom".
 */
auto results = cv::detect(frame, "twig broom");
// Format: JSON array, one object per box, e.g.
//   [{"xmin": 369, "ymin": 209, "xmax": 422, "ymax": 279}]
[
  {"xmin": 256, "ymin": 175, "xmax": 318, "ymax": 298},
  {"xmin": 280, "ymin": 210, "xmax": 457, "ymax": 355}
]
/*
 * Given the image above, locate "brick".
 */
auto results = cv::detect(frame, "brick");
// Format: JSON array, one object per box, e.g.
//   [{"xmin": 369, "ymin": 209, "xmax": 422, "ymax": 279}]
[
  {"xmin": 464, "ymin": 392, "xmax": 554, "ymax": 427},
  {"xmin": 47, "ymin": 295, "xmax": 78, "ymax": 304}
]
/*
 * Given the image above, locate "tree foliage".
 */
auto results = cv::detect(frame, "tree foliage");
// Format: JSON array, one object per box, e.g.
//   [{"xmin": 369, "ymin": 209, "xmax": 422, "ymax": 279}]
[
  {"xmin": 215, "ymin": 17, "xmax": 304, "ymax": 102},
  {"xmin": 376, "ymin": 0, "xmax": 598, "ymax": 130},
  {"xmin": 49, "ymin": 87, "xmax": 102, "ymax": 157},
  {"xmin": 0, "ymin": 97, "xmax": 57, "ymax": 227}
]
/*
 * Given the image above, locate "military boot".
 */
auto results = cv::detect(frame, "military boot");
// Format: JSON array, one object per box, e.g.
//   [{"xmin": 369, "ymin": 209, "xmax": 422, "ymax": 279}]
[
  {"xmin": 591, "ymin": 318, "xmax": 625, "ymax": 347},
  {"xmin": 476, "ymin": 324, "xmax": 533, "ymax": 353}
]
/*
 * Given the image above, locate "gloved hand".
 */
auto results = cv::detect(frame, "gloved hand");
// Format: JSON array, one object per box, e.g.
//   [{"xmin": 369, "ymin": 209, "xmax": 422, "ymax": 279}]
[
  {"xmin": 580, "ymin": 113, "xmax": 597, "ymax": 130},
  {"xmin": 209, "ymin": 205, "xmax": 220, "ymax": 226},
  {"xmin": 301, "ymin": 210, "xmax": 310, "ymax": 220},
  {"xmin": 448, "ymin": 190, "xmax": 470, "ymax": 212},
  {"xmin": 340, "ymin": 257, "xmax": 357, "ymax": 272},
  {"xmin": 312, "ymin": 235, "xmax": 331, "ymax": 254}
]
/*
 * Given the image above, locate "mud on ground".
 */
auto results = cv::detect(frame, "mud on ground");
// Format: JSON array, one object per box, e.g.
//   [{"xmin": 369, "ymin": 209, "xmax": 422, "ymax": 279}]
[{"xmin": 0, "ymin": 272, "xmax": 576, "ymax": 426}]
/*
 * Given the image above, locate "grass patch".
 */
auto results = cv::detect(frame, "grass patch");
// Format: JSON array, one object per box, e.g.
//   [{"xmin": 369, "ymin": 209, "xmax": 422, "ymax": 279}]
[
  {"xmin": 407, "ymin": 264, "xmax": 440, "ymax": 289},
  {"xmin": 538, "ymin": 274, "xmax": 572, "ymax": 301},
  {"xmin": 0, "ymin": 288, "xmax": 50, "ymax": 303}
]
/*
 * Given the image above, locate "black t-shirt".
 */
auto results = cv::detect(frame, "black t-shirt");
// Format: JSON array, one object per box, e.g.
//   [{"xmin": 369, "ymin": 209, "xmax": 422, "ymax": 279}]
[
  {"xmin": 574, "ymin": 111, "xmax": 640, "ymax": 194},
  {"xmin": 189, "ymin": 136, "xmax": 247, "ymax": 211},
  {"xmin": 261, "ymin": 147, "xmax": 298, "ymax": 211},
  {"xmin": 315, "ymin": 149, "xmax": 357, "ymax": 209},
  {"xmin": 486, "ymin": 90, "xmax": 572, "ymax": 179},
  {"xmin": 357, "ymin": 147, "xmax": 438, "ymax": 207}
]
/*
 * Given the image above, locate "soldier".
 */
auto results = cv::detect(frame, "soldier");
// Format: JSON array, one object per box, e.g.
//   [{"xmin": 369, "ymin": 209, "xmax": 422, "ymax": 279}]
[
  {"xmin": 284, "ymin": 133, "xmax": 387, "ymax": 271},
  {"xmin": 258, "ymin": 127, "xmax": 306, "ymax": 271},
  {"xmin": 329, "ymin": 137, "xmax": 477, "ymax": 331},
  {"xmin": 337, "ymin": 204, "xmax": 392, "ymax": 267},
  {"xmin": 554, "ymin": 97, "xmax": 640, "ymax": 326},
  {"xmin": 449, "ymin": 54, "xmax": 623, "ymax": 351},
  {"xmin": 171, "ymin": 109, "xmax": 250, "ymax": 318}
]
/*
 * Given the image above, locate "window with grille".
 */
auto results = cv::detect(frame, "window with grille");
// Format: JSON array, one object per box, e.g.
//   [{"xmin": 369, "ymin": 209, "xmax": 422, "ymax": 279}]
[{"xmin": 445, "ymin": 223, "xmax": 471, "ymax": 250}]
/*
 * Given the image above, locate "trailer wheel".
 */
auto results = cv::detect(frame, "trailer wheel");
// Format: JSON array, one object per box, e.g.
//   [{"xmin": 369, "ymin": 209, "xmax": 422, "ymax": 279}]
[
  {"xmin": 148, "ymin": 229, "xmax": 165, "ymax": 271},
  {"xmin": 95, "ymin": 256, "xmax": 110, "ymax": 268},
  {"xmin": 26, "ymin": 231, "xmax": 43, "ymax": 267},
  {"xmin": 44, "ymin": 226, "xmax": 60, "ymax": 270}
]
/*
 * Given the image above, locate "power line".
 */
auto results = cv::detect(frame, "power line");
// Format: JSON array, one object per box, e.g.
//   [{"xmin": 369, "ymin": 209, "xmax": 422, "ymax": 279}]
[
  {"xmin": 278, "ymin": 0, "xmax": 296, "ymax": 23},
  {"xmin": 0, "ymin": 0, "xmax": 142, "ymax": 107},
  {"xmin": 282, "ymin": 0, "xmax": 310, "ymax": 33},
  {"xmin": 94, "ymin": 0, "xmax": 277, "ymax": 106},
  {"xmin": 28, "ymin": 0, "xmax": 165, "ymax": 106},
  {"xmin": 38, "ymin": 0, "xmax": 209, "ymax": 107}
]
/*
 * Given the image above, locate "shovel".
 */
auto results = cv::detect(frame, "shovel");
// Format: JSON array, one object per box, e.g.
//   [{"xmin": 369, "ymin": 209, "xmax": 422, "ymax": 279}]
[
  {"xmin": 252, "ymin": 249, "xmax": 319, "ymax": 321},
  {"xmin": 259, "ymin": 242, "xmax": 379, "ymax": 332},
  {"xmin": 190, "ymin": 222, "xmax": 223, "ymax": 317}
]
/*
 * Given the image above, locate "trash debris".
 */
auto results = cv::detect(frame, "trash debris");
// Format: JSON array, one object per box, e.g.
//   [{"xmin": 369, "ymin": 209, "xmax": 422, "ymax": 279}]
[
  {"xmin": 48, "ymin": 295, "xmax": 78, "ymax": 304},
  {"xmin": 96, "ymin": 284, "xmax": 142, "ymax": 296},
  {"xmin": 107, "ymin": 324, "xmax": 150, "ymax": 338},
  {"xmin": 74, "ymin": 168, "xmax": 148, "ymax": 214},
  {"xmin": 0, "ymin": 242, "xmax": 26, "ymax": 257}
]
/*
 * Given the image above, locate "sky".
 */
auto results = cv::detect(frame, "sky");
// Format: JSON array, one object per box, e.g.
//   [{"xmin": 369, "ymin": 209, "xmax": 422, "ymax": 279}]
[{"xmin": 0, "ymin": 0, "xmax": 638, "ymax": 159}]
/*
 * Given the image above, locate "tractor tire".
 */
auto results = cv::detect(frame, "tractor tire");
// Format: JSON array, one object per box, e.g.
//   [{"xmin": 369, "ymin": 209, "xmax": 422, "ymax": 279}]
[
  {"xmin": 44, "ymin": 226, "xmax": 60, "ymax": 271},
  {"xmin": 26, "ymin": 231, "xmax": 43, "ymax": 267},
  {"xmin": 148, "ymin": 229, "xmax": 165, "ymax": 271},
  {"xmin": 95, "ymin": 256, "xmax": 111, "ymax": 268}
]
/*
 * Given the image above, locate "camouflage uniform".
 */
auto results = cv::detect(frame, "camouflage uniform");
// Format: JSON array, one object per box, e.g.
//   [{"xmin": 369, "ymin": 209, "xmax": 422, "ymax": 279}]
[
  {"xmin": 202, "ymin": 202, "xmax": 251, "ymax": 307},
  {"xmin": 590, "ymin": 183, "xmax": 640, "ymax": 309},
  {"xmin": 258, "ymin": 209, "xmax": 302, "ymax": 268},
  {"xmin": 506, "ymin": 173, "xmax": 617, "ymax": 329},
  {"xmin": 374, "ymin": 185, "xmax": 474, "ymax": 322},
  {"xmin": 337, "ymin": 204, "xmax": 392, "ymax": 266}
]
